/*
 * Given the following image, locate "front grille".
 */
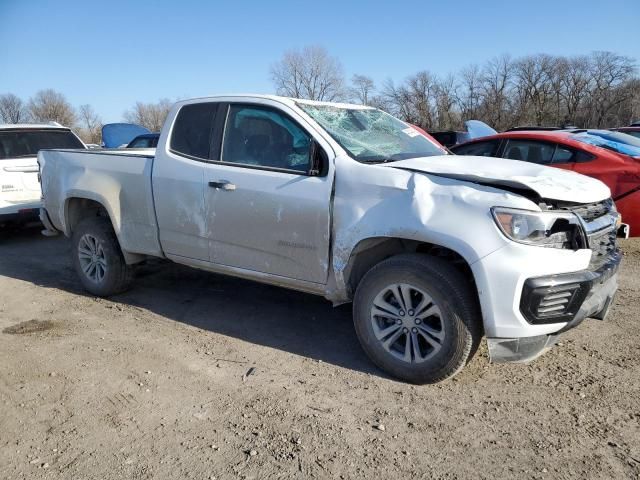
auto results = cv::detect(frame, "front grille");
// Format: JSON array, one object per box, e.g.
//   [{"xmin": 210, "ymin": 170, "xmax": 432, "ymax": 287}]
[
  {"xmin": 567, "ymin": 198, "xmax": 614, "ymax": 223},
  {"xmin": 565, "ymin": 199, "xmax": 618, "ymax": 270},
  {"xmin": 588, "ymin": 228, "xmax": 617, "ymax": 269}
]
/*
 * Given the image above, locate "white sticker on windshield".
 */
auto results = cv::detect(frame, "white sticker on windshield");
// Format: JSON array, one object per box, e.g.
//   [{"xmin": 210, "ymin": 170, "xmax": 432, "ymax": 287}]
[{"xmin": 402, "ymin": 127, "xmax": 420, "ymax": 138}]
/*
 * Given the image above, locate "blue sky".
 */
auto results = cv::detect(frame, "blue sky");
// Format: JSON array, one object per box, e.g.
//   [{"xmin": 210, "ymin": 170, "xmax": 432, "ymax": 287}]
[{"xmin": 1, "ymin": 0, "xmax": 638, "ymax": 123}]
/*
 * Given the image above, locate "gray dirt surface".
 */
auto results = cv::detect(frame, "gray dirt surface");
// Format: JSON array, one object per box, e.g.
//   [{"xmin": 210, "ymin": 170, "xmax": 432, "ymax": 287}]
[{"xmin": 0, "ymin": 226, "xmax": 639, "ymax": 479}]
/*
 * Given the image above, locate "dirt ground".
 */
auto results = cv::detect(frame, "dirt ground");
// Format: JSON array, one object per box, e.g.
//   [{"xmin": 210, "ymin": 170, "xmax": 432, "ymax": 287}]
[{"xmin": 0, "ymin": 226, "xmax": 638, "ymax": 480}]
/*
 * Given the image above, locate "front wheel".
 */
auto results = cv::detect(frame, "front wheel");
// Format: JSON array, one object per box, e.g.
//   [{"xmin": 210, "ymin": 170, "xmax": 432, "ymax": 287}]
[
  {"xmin": 353, "ymin": 254, "xmax": 481, "ymax": 384},
  {"xmin": 71, "ymin": 216, "xmax": 133, "ymax": 296}
]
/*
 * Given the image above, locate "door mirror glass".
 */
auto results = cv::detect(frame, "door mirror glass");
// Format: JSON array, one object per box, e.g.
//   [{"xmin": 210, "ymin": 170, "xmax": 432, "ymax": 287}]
[{"xmin": 309, "ymin": 140, "xmax": 328, "ymax": 176}]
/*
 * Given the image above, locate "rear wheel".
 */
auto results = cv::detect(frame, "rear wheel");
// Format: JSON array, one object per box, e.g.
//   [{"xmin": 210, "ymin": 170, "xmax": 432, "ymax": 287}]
[
  {"xmin": 71, "ymin": 216, "xmax": 133, "ymax": 296},
  {"xmin": 353, "ymin": 254, "xmax": 481, "ymax": 384}
]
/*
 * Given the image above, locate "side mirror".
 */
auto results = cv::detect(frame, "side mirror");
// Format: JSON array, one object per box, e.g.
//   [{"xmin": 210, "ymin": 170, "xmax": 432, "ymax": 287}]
[{"xmin": 309, "ymin": 140, "xmax": 328, "ymax": 177}]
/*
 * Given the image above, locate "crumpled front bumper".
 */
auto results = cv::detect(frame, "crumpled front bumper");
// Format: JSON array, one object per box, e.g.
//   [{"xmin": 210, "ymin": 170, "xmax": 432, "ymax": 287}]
[{"xmin": 487, "ymin": 251, "xmax": 621, "ymax": 363}]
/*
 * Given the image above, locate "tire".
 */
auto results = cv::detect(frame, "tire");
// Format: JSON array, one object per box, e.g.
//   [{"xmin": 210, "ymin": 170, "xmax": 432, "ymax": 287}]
[
  {"xmin": 353, "ymin": 254, "xmax": 481, "ymax": 384},
  {"xmin": 71, "ymin": 216, "xmax": 133, "ymax": 296}
]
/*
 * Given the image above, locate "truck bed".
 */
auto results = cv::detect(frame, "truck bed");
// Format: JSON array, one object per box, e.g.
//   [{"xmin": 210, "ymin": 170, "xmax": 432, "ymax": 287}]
[{"xmin": 39, "ymin": 148, "xmax": 163, "ymax": 258}]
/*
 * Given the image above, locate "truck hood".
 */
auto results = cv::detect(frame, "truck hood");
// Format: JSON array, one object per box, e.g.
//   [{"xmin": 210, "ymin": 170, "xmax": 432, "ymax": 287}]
[{"xmin": 384, "ymin": 155, "xmax": 610, "ymax": 203}]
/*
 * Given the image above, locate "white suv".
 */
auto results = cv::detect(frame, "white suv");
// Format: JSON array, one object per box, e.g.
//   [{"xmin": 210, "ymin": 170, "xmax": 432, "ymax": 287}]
[{"xmin": 0, "ymin": 124, "xmax": 85, "ymax": 225}]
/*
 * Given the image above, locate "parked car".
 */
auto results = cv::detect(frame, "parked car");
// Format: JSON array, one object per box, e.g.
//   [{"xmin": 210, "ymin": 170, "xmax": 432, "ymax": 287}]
[
  {"xmin": 429, "ymin": 120, "xmax": 497, "ymax": 147},
  {"xmin": 127, "ymin": 133, "xmax": 160, "ymax": 149},
  {"xmin": 409, "ymin": 125, "xmax": 448, "ymax": 153},
  {"xmin": 39, "ymin": 95, "xmax": 621, "ymax": 383},
  {"xmin": 101, "ymin": 123, "xmax": 151, "ymax": 148},
  {"xmin": 451, "ymin": 130, "xmax": 639, "ymax": 237},
  {"xmin": 610, "ymin": 125, "xmax": 640, "ymax": 139},
  {"xmin": 569, "ymin": 129, "xmax": 640, "ymax": 153},
  {"xmin": 0, "ymin": 124, "xmax": 85, "ymax": 225}
]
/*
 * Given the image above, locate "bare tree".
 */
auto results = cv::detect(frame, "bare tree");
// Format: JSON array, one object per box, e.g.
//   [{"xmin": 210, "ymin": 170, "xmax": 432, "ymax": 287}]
[
  {"xmin": 123, "ymin": 99, "xmax": 172, "ymax": 132},
  {"xmin": 380, "ymin": 79, "xmax": 412, "ymax": 121},
  {"xmin": 514, "ymin": 54, "xmax": 556, "ymax": 125},
  {"xmin": 586, "ymin": 51, "xmax": 636, "ymax": 127},
  {"xmin": 270, "ymin": 46, "xmax": 345, "ymax": 101},
  {"xmin": 77, "ymin": 104, "xmax": 102, "ymax": 144},
  {"xmin": 349, "ymin": 74, "xmax": 375, "ymax": 105},
  {"xmin": 28, "ymin": 89, "xmax": 77, "ymax": 126},
  {"xmin": 434, "ymin": 74, "xmax": 459, "ymax": 130},
  {"xmin": 479, "ymin": 55, "xmax": 513, "ymax": 130},
  {"xmin": 0, "ymin": 93, "xmax": 27, "ymax": 123},
  {"xmin": 380, "ymin": 71, "xmax": 439, "ymax": 129},
  {"xmin": 560, "ymin": 55, "xmax": 591, "ymax": 126},
  {"xmin": 458, "ymin": 64, "xmax": 482, "ymax": 121}
]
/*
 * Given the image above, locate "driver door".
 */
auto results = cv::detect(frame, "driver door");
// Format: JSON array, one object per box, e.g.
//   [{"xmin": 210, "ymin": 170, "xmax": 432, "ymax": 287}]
[{"xmin": 204, "ymin": 103, "xmax": 332, "ymax": 284}]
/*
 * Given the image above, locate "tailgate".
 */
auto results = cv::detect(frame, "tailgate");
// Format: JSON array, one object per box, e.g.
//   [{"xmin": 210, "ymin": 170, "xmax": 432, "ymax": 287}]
[{"xmin": 1, "ymin": 157, "xmax": 41, "ymax": 208}]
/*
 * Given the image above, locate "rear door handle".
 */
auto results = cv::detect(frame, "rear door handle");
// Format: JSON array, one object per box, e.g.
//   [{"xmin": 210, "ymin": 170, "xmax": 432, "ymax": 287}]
[{"xmin": 208, "ymin": 180, "xmax": 236, "ymax": 191}]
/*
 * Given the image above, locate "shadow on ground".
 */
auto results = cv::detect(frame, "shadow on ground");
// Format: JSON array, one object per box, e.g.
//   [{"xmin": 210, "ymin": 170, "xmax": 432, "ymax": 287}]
[{"xmin": 0, "ymin": 226, "xmax": 381, "ymax": 377}]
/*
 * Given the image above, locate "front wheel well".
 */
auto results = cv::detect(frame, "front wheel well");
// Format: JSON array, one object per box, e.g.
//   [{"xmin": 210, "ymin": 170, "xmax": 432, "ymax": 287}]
[{"xmin": 345, "ymin": 238, "xmax": 476, "ymax": 299}]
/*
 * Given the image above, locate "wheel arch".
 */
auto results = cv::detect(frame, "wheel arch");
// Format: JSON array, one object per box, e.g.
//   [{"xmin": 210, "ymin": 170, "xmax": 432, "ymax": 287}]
[
  {"xmin": 64, "ymin": 195, "xmax": 144, "ymax": 265},
  {"xmin": 342, "ymin": 236, "xmax": 481, "ymax": 316},
  {"xmin": 64, "ymin": 196, "xmax": 113, "ymax": 237}
]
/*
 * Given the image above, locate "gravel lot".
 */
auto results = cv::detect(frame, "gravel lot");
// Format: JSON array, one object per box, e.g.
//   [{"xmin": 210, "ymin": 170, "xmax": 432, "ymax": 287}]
[{"xmin": 0, "ymin": 226, "xmax": 639, "ymax": 479}]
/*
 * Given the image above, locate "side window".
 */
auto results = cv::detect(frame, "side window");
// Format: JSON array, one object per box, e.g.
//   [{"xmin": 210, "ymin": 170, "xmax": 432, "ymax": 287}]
[
  {"xmin": 452, "ymin": 140, "xmax": 499, "ymax": 157},
  {"xmin": 221, "ymin": 105, "xmax": 311, "ymax": 173},
  {"xmin": 170, "ymin": 103, "xmax": 218, "ymax": 159},
  {"xmin": 574, "ymin": 150, "xmax": 596, "ymax": 163},
  {"xmin": 130, "ymin": 137, "xmax": 149, "ymax": 148},
  {"xmin": 503, "ymin": 140, "xmax": 554, "ymax": 164},
  {"xmin": 551, "ymin": 146, "xmax": 575, "ymax": 164}
]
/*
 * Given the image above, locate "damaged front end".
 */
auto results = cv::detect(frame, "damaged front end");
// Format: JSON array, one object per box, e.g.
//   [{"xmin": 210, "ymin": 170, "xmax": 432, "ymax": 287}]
[{"xmin": 487, "ymin": 198, "xmax": 622, "ymax": 363}]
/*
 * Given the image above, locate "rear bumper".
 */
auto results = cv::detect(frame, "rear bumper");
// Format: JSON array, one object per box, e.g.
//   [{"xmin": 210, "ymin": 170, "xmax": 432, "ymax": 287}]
[
  {"xmin": 0, "ymin": 199, "xmax": 41, "ymax": 216},
  {"xmin": 487, "ymin": 251, "xmax": 621, "ymax": 362},
  {"xmin": 0, "ymin": 207, "xmax": 40, "ymax": 224}
]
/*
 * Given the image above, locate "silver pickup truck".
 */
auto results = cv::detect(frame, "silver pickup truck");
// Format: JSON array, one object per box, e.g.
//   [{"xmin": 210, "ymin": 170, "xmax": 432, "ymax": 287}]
[{"xmin": 39, "ymin": 95, "xmax": 621, "ymax": 383}]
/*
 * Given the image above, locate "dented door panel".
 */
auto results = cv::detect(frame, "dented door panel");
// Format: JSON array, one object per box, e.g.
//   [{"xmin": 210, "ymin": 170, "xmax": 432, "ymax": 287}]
[{"xmin": 205, "ymin": 163, "xmax": 331, "ymax": 284}]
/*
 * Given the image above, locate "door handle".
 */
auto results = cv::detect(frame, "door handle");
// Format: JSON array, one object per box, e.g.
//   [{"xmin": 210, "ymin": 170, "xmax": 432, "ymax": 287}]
[
  {"xmin": 208, "ymin": 180, "xmax": 236, "ymax": 191},
  {"xmin": 4, "ymin": 166, "xmax": 39, "ymax": 173}
]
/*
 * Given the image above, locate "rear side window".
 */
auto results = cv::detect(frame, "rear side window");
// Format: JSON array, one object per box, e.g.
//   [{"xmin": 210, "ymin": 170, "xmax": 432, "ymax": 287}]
[
  {"xmin": 170, "ymin": 103, "xmax": 217, "ymax": 159},
  {"xmin": 503, "ymin": 140, "xmax": 554, "ymax": 164},
  {"xmin": 551, "ymin": 146, "xmax": 574, "ymax": 163},
  {"xmin": 452, "ymin": 140, "xmax": 499, "ymax": 157},
  {"xmin": 0, "ymin": 130, "xmax": 84, "ymax": 159}
]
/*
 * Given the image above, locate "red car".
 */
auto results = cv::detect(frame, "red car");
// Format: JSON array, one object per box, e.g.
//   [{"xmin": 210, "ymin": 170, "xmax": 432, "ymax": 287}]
[{"xmin": 451, "ymin": 130, "xmax": 640, "ymax": 236}]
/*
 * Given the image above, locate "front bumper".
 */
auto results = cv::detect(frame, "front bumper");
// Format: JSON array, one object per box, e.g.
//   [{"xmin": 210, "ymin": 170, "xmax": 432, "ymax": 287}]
[{"xmin": 487, "ymin": 250, "xmax": 621, "ymax": 363}]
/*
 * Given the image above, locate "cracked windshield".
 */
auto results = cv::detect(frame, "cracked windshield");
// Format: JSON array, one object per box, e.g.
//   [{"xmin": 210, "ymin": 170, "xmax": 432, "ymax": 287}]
[{"xmin": 298, "ymin": 104, "xmax": 445, "ymax": 162}]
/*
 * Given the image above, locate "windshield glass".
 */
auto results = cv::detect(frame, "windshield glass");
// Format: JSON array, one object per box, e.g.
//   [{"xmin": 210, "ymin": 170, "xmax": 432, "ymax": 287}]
[
  {"xmin": 298, "ymin": 103, "xmax": 446, "ymax": 162},
  {"xmin": 622, "ymin": 130, "xmax": 640, "ymax": 139},
  {"xmin": 588, "ymin": 130, "xmax": 640, "ymax": 148},
  {"xmin": 572, "ymin": 132, "xmax": 640, "ymax": 158},
  {"xmin": 0, "ymin": 129, "xmax": 84, "ymax": 160}
]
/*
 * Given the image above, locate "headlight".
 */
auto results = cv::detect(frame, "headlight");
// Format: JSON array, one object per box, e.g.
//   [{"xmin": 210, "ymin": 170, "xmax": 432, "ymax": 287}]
[{"xmin": 491, "ymin": 207, "xmax": 585, "ymax": 249}]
